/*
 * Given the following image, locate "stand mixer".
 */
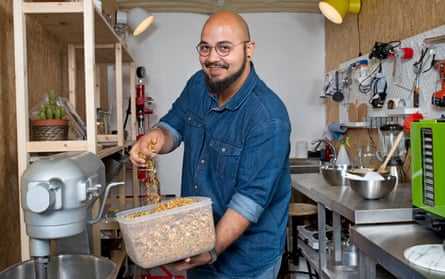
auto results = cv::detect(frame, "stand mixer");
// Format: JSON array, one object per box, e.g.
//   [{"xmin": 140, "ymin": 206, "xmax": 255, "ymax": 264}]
[{"xmin": 19, "ymin": 152, "xmax": 123, "ymax": 279}]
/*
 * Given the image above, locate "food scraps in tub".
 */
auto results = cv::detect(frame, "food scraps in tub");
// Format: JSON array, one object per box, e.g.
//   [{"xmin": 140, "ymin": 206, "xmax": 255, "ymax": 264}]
[{"xmin": 122, "ymin": 197, "xmax": 197, "ymax": 219}]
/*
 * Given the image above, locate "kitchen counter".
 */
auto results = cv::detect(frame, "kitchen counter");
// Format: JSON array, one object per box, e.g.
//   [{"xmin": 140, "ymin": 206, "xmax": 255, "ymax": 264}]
[
  {"xmin": 291, "ymin": 173, "xmax": 416, "ymax": 279},
  {"xmin": 292, "ymin": 173, "xmax": 413, "ymax": 224},
  {"xmin": 350, "ymin": 224, "xmax": 444, "ymax": 279}
]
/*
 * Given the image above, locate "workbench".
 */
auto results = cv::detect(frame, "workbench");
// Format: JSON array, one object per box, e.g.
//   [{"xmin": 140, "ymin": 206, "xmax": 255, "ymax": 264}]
[
  {"xmin": 291, "ymin": 173, "xmax": 420, "ymax": 279},
  {"xmin": 350, "ymin": 224, "xmax": 444, "ymax": 279}
]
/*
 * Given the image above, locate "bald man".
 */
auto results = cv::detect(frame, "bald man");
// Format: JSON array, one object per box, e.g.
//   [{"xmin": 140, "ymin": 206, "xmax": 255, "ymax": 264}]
[{"xmin": 130, "ymin": 11, "xmax": 291, "ymax": 279}]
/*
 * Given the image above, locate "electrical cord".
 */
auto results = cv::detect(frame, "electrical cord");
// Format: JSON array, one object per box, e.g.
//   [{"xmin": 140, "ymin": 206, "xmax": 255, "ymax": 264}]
[
  {"xmin": 358, "ymin": 61, "xmax": 381, "ymax": 94},
  {"xmin": 369, "ymin": 71, "xmax": 387, "ymax": 108}
]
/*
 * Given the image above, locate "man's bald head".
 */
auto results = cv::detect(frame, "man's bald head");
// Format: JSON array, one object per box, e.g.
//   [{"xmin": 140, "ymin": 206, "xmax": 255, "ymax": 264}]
[{"xmin": 201, "ymin": 11, "xmax": 251, "ymax": 42}]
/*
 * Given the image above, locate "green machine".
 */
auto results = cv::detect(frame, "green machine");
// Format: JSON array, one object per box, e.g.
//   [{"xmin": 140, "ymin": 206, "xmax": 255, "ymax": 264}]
[{"xmin": 411, "ymin": 119, "xmax": 445, "ymax": 236}]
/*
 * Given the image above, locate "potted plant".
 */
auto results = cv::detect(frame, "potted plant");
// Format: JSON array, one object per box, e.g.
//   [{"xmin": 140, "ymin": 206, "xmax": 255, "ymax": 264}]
[{"xmin": 32, "ymin": 90, "xmax": 69, "ymax": 141}]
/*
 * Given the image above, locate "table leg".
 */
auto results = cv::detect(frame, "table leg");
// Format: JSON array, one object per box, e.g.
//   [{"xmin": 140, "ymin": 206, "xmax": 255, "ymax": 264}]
[
  {"xmin": 317, "ymin": 203, "xmax": 327, "ymax": 271},
  {"xmin": 358, "ymin": 249, "xmax": 376, "ymax": 279},
  {"xmin": 333, "ymin": 212, "xmax": 342, "ymax": 263}
]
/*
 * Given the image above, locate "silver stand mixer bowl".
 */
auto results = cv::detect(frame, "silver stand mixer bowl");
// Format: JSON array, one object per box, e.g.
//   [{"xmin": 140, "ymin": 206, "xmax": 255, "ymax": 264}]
[{"xmin": 0, "ymin": 254, "xmax": 116, "ymax": 279}]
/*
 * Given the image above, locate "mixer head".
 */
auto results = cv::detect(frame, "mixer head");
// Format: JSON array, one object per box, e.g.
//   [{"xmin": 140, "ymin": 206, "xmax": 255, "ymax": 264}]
[{"xmin": 21, "ymin": 152, "xmax": 106, "ymax": 257}]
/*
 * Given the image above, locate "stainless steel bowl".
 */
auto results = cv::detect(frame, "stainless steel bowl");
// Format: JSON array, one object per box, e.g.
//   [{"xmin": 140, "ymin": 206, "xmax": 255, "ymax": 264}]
[
  {"xmin": 320, "ymin": 164, "xmax": 350, "ymax": 186},
  {"xmin": 347, "ymin": 174, "xmax": 397, "ymax": 199},
  {"xmin": 0, "ymin": 254, "xmax": 116, "ymax": 279}
]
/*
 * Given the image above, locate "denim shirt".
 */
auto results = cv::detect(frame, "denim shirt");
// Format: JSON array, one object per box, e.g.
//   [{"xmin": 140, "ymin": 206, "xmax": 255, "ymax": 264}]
[{"xmin": 158, "ymin": 63, "xmax": 291, "ymax": 277}]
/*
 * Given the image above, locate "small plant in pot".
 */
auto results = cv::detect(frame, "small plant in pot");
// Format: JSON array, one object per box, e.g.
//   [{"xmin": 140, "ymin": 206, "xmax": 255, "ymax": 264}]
[{"xmin": 32, "ymin": 90, "xmax": 69, "ymax": 141}]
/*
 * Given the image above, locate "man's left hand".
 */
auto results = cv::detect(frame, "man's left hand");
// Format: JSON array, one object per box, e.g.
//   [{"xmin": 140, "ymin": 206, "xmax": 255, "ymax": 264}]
[{"xmin": 168, "ymin": 251, "xmax": 212, "ymax": 271}]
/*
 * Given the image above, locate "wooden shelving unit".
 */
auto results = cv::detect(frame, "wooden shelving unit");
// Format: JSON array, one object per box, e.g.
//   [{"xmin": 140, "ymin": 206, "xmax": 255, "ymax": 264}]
[{"xmin": 13, "ymin": 0, "xmax": 138, "ymax": 271}]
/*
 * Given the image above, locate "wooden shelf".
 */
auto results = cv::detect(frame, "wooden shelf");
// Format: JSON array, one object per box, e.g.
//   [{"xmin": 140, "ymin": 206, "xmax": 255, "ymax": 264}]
[
  {"xmin": 22, "ymin": 2, "xmax": 133, "ymax": 62},
  {"xmin": 14, "ymin": 0, "xmax": 138, "ymax": 263},
  {"xmin": 368, "ymin": 107, "xmax": 418, "ymax": 118}
]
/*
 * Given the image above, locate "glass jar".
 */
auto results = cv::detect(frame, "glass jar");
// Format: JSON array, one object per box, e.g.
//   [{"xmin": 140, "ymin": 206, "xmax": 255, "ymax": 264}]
[
  {"xmin": 357, "ymin": 145, "xmax": 379, "ymax": 169},
  {"xmin": 96, "ymin": 108, "xmax": 106, "ymax": 134}
]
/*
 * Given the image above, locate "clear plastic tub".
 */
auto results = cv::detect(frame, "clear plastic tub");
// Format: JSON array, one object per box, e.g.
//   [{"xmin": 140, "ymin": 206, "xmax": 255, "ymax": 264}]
[{"xmin": 115, "ymin": 197, "xmax": 215, "ymax": 268}]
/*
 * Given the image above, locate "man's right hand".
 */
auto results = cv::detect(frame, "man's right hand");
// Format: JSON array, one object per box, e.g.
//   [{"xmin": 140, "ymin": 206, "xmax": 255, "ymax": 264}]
[{"xmin": 129, "ymin": 127, "xmax": 165, "ymax": 167}]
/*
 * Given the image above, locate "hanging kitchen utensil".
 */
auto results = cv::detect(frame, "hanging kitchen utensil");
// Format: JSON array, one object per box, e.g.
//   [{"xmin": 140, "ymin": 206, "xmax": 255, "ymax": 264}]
[
  {"xmin": 357, "ymin": 103, "xmax": 368, "ymax": 122},
  {"xmin": 333, "ymin": 71, "xmax": 344, "ymax": 102},
  {"xmin": 348, "ymin": 103, "xmax": 358, "ymax": 122}
]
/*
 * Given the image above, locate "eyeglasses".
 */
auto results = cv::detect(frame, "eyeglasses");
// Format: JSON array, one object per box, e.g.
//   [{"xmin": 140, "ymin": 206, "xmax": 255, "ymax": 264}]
[{"xmin": 196, "ymin": 41, "xmax": 250, "ymax": 57}]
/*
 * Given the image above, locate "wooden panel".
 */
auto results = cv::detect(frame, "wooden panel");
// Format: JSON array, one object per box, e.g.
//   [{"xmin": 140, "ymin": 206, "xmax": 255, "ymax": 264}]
[
  {"xmin": 325, "ymin": 0, "xmax": 445, "ymax": 72},
  {"xmin": 27, "ymin": 17, "xmax": 69, "ymax": 107},
  {"xmin": 0, "ymin": 0, "xmax": 22, "ymax": 269}
]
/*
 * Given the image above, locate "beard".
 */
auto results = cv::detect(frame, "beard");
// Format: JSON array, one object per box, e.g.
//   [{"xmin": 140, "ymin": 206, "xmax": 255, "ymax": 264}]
[{"xmin": 204, "ymin": 55, "xmax": 247, "ymax": 96}]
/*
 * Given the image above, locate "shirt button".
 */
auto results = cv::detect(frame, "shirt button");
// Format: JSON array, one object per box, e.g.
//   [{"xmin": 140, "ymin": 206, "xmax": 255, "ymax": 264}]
[
  {"xmin": 194, "ymin": 185, "xmax": 199, "ymax": 190},
  {"xmin": 221, "ymin": 147, "xmax": 226, "ymax": 153},
  {"xmin": 188, "ymin": 116, "xmax": 192, "ymax": 121},
  {"xmin": 200, "ymin": 159, "xmax": 206, "ymax": 164}
]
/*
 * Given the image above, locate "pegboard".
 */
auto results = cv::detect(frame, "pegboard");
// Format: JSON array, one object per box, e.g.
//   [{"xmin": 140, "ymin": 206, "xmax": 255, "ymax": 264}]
[{"xmin": 324, "ymin": 24, "xmax": 445, "ymax": 128}]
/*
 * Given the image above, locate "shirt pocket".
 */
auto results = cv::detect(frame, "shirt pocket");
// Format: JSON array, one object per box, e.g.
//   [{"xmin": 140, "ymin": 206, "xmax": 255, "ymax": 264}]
[
  {"xmin": 209, "ymin": 138, "xmax": 242, "ymax": 182},
  {"xmin": 183, "ymin": 112, "xmax": 205, "ymax": 158}
]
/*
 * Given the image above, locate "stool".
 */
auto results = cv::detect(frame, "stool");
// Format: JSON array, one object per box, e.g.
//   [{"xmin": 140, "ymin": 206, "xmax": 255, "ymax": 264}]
[{"xmin": 280, "ymin": 203, "xmax": 318, "ymax": 278}]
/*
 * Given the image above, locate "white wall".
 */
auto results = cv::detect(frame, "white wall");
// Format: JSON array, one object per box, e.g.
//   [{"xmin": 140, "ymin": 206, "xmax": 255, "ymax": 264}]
[{"xmin": 124, "ymin": 12, "xmax": 326, "ymax": 196}]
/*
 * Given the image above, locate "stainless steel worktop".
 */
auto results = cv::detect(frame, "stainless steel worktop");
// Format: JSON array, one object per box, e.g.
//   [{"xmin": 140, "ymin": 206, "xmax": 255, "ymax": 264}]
[
  {"xmin": 291, "ymin": 173, "xmax": 413, "ymax": 224},
  {"xmin": 350, "ymin": 224, "xmax": 444, "ymax": 279},
  {"xmin": 291, "ymin": 173, "xmax": 416, "ymax": 279}
]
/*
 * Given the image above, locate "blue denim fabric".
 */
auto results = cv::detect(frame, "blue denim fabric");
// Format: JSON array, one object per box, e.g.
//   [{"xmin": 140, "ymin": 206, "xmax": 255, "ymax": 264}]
[
  {"xmin": 186, "ymin": 255, "xmax": 282, "ymax": 279},
  {"xmin": 158, "ymin": 63, "xmax": 291, "ymax": 277}
]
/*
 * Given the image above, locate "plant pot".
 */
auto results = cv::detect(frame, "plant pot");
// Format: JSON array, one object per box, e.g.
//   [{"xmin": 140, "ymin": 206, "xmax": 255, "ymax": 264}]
[{"xmin": 32, "ymin": 119, "xmax": 69, "ymax": 141}]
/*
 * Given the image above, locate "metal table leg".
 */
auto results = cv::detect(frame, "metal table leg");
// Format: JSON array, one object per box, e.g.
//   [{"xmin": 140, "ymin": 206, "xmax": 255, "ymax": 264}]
[{"xmin": 358, "ymin": 249, "xmax": 376, "ymax": 279}]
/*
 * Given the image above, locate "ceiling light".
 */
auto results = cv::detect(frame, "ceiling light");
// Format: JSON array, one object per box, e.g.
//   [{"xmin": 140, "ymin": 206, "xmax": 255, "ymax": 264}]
[
  {"xmin": 116, "ymin": 8, "xmax": 154, "ymax": 36},
  {"xmin": 319, "ymin": 0, "xmax": 361, "ymax": 24}
]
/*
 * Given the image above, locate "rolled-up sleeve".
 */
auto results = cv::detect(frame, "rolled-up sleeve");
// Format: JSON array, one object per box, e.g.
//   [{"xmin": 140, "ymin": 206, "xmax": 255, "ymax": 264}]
[
  {"xmin": 228, "ymin": 192, "xmax": 264, "ymax": 223},
  {"xmin": 155, "ymin": 121, "xmax": 183, "ymax": 150}
]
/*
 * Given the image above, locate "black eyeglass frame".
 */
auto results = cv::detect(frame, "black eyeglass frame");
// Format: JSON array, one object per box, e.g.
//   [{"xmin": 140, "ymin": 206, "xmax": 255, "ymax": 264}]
[{"xmin": 196, "ymin": 41, "xmax": 250, "ymax": 57}]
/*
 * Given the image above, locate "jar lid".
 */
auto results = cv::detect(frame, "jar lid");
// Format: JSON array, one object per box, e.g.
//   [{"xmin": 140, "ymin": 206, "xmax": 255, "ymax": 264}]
[{"xmin": 380, "ymin": 123, "xmax": 403, "ymax": 131}]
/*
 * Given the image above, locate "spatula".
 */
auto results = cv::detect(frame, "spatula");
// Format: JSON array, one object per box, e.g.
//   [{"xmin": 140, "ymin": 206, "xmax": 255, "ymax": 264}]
[{"xmin": 377, "ymin": 131, "xmax": 404, "ymax": 174}]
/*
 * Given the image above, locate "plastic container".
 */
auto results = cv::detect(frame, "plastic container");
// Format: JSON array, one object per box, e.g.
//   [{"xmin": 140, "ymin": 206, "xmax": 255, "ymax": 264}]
[
  {"xmin": 337, "ymin": 140, "xmax": 351, "ymax": 166},
  {"xmin": 337, "ymin": 145, "xmax": 350, "ymax": 165},
  {"xmin": 115, "ymin": 196, "xmax": 215, "ymax": 268}
]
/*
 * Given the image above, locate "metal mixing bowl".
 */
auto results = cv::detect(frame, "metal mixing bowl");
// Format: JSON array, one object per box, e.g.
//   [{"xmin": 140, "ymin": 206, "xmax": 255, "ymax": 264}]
[
  {"xmin": 320, "ymin": 164, "xmax": 350, "ymax": 186},
  {"xmin": 0, "ymin": 254, "xmax": 116, "ymax": 279},
  {"xmin": 347, "ymin": 174, "xmax": 397, "ymax": 199}
]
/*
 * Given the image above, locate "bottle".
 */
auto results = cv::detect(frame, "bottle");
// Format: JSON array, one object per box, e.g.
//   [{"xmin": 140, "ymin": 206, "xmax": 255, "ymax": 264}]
[
  {"xmin": 324, "ymin": 144, "xmax": 332, "ymax": 162},
  {"xmin": 336, "ymin": 137, "xmax": 350, "ymax": 166}
]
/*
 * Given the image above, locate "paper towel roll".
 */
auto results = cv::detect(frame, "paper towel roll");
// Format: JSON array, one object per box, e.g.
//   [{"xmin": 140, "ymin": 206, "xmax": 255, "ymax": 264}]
[{"xmin": 295, "ymin": 141, "xmax": 308, "ymax": 159}]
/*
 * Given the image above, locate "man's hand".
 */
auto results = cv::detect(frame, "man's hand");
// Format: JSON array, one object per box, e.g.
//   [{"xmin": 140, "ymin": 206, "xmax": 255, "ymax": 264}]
[
  {"xmin": 168, "ymin": 251, "xmax": 213, "ymax": 272},
  {"xmin": 129, "ymin": 127, "xmax": 165, "ymax": 167}
]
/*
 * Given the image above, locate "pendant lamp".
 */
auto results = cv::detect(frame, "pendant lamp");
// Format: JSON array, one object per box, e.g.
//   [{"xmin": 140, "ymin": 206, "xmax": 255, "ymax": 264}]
[
  {"xmin": 116, "ymin": 8, "xmax": 154, "ymax": 36},
  {"xmin": 319, "ymin": 0, "xmax": 361, "ymax": 24}
]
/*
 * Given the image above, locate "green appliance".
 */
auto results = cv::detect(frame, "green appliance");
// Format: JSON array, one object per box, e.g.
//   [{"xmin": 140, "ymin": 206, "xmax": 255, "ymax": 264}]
[{"xmin": 411, "ymin": 119, "xmax": 445, "ymax": 236}]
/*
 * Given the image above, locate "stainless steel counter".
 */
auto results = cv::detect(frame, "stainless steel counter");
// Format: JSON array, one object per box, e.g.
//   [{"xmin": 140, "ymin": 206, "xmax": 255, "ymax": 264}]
[
  {"xmin": 350, "ymin": 224, "xmax": 444, "ymax": 279},
  {"xmin": 291, "ymin": 173, "xmax": 413, "ymax": 224},
  {"xmin": 291, "ymin": 173, "xmax": 416, "ymax": 279}
]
